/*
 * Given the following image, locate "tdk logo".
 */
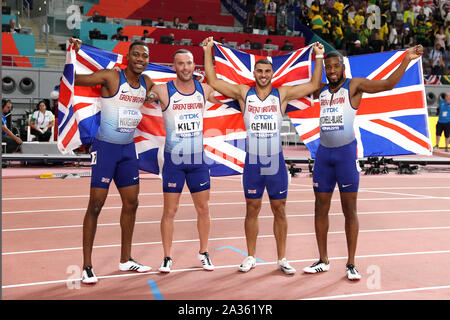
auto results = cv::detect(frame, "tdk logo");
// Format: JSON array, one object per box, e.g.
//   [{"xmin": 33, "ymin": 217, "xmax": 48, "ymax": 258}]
[
  {"xmin": 179, "ymin": 114, "xmax": 199, "ymax": 120},
  {"xmin": 254, "ymin": 114, "xmax": 274, "ymax": 120}
]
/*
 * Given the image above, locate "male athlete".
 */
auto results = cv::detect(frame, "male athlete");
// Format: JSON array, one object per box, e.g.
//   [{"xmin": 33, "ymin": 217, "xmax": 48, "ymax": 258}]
[
  {"xmin": 203, "ymin": 36, "xmax": 324, "ymax": 274},
  {"xmin": 147, "ymin": 49, "xmax": 218, "ymax": 273},
  {"xmin": 69, "ymin": 38, "xmax": 154, "ymax": 284},
  {"xmin": 303, "ymin": 45, "xmax": 423, "ymax": 280}
]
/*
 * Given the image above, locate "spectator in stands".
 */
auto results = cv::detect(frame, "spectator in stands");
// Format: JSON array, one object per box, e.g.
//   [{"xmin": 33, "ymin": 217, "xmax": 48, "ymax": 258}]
[
  {"xmin": 311, "ymin": 8, "xmax": 325, "ymax": 38},
  {"xmin": 87, "ymin": 10, "xmax": 100, "ymax": 22},
  {"xmin": 266, "ymin": 0, "xmax": 277, "ymax": 31},
  {"xmin": 429, "ymin": 42, "xmax": 446, "ymax": 75},
  {"xmin": 354, "ymin": 9, "xmax": 365, "ymax": 31},
  {"xmin": 281, "ymin": 39, "xmax": 294, "ymax": 50},
  {"xmin": 401, "ymin": 27, "xmax": 415, "ymax": 48},
  {"xmin": 187, "ymin": 16, "xmax": 198, "ymax": 29},
  {"xmin": 277, "ymin": 0, "xmax": 289, "ymax": 31},
  {"xmin": 172, "ymin": 16, "xmax": 183, "ymax": 29},
  {"xmin": 331, "ymin": 22, "xmax": 344, "ymax": 49},
  {"xmin": 111, "ymin": 27, "xmax": 128, "ymax": 41},
  {"xmin": 89, "ymin": 28, "xmax": 101, "ymax": 40},
  {"xmin": 2, "ymin": 100, "xmax": 22, "ymax": 153},
  {"xmin": 415, "ymin": 19, "xmax": 431, "ymax": 47},
  {"xmin": 350, "ymin": 39, "xmax": 364, "ymax": 55},
  {"xmin": 254, "ymin": 0, "xmax": 266, "ymax": 29},
  {"xmin": 434, "ymin": 93, "xmax": 450, "ymax": 152},
  {"xmin": 29, "ymin": 100, "xmax": 54, "ymax": 142},
  {"xmin": 370, "ymin": 31, "xmax": 384, "ymax": 52},
  {"xmin": 155, "ymin": 17, "xmax": 165, "ymax": 27},
  {"xmin": 278, "ymin": 24, "xmax": 292, "ymax": 36},
  {"xmin": 219, "ymin": 36, "xmax": 226, "ymax": 44},
  {"xmin": 8, "ymin": 18, "xmax": 20, "ymax": 33},
  {"xmin": 388, "ymin": 23, "xmax": 399, "ymax": 50},
  {"xmin": 435, "ymin": 25, "xmax": 447, "ymax": 49},
  {"xmin": 141, "ymin": 29, "xmax": 150, "ymax": 40},
  {"xmin": 168, "ymin": 33, "xmax": 175, "ymax": 44},
  {"xmin": 240, "ymin": 39, "xmax": 251, "ymax": 49}
]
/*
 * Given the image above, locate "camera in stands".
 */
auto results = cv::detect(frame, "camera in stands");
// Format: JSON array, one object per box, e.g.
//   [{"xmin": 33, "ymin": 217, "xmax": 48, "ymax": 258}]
[
  {"xmin": 92, "ymin": 15, "xmax": 106, "ymax": 23},
  {"xmin": 188, "ymin": 22, "xmax": 199, "ymax": 30},
  {"xmin": 141, "ymin": 19, "xmax": 153, "ymax": 26}
]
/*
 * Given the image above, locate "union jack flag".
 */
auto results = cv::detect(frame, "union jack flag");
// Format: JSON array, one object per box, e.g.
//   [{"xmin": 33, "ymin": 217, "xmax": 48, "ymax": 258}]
[
  {"xmin": 210, "ymin": 42, "xmax": 314, "ymax": 174},
  {"xmin": 290, "ymin": 50, "xmax": 432, "ymax": 158}
]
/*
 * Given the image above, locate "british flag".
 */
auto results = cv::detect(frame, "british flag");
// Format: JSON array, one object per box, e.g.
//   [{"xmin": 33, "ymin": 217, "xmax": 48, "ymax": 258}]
[
  {"xmin": 210, "ymin": 42, "xmax": 314, "ymax": 174},
  {"xmin": 290, "ymin": 50, "xmax": 432, "ymax": 158}
]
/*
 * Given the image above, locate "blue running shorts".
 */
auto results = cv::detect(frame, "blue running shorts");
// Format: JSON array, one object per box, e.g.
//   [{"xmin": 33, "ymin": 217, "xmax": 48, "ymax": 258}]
[
  {"xmin": 162, "ymin": 151, "xmax": 210, "ymax": 193},
  {"xmin": 90, "ymin": 138, "xmax": 139, "ymax": 189},
  {"xmin": 243, "ymin": 152, "xmax": 288, "ymax": 200},
  {"xmin": 312, "ymin": 139, "xmax": 361, "ymax": 193}
]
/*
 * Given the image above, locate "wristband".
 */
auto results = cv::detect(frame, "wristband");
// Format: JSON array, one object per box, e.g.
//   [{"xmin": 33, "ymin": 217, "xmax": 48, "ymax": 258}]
[{"xmin": 315, "ymin": 54, "xmax": 324, "ymax": 59}]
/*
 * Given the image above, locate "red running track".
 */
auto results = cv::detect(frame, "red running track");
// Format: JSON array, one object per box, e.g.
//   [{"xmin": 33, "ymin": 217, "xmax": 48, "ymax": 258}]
[{"xmin": 2, "ymin": 170, "xmax": 450, "ymax": 300}]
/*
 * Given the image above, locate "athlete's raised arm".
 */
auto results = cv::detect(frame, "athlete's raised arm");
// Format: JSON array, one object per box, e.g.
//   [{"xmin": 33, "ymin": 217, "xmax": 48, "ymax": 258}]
[
  {"xmin": 351, "ymin": 45, "xmax": 423, "ymax": 94},
  {"xmin": 278, "ymin": 42, "xmax": 324, "ymax": 109},
  {"xmin": 202, "ymin": 37, "xmax": 248, "ymax": 109},
  {"xmin": 69, "ymin": 38, "xmax": 117, "ymax": 87}
]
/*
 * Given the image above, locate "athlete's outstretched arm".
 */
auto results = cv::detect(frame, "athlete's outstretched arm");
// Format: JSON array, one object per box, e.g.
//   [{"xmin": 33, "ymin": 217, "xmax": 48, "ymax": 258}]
[
  {"xmin": 68, "ymin": 38, "xmax": 114, "ymax": 87},
  {"xmin": 352, "ymin": 45, "xmax": 423, "ymax": 94},
  {"xmin": 202, "ymin": 37, "xmax": 247, "ymax": 102},
  {"xmin": 279, "ymin": 42, "xmax": 324, "ymax": 105}
]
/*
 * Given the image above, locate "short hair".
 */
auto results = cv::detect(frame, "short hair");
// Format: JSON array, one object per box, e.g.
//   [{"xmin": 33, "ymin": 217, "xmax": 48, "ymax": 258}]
[
  {"xmin": 2, "ymin": 99, "xmax": 11, "ymax": 108},
  {"xmin": 325, "ymin": 51, "xmax": 344, "ymax": 64},
  {"xmin": 129, "ymin": 40, "xmax": 148, "ymax": 53},
  {"xmin": 117, "ymin": 27, "xmax": 123, "ymax": 32},
  {"xmin": 254, "ymin": 59, "xmax": 273, "ymax": 69},
  {"xmin": 173, "ymin": 49, "xmax": 193, "ymax": 61}
]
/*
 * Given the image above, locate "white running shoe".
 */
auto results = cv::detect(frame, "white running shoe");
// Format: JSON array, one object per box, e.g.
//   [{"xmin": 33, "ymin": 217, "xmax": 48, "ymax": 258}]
[
  {"xmin": 119, "ymin": 258, "xmax": 152, "ymax": 273},
  {"xmin": 346, "ymin": 264, "xmax": 361, "ymax": 281},
  {"xmin": 158, "ymin": 257, "xmax": 173, "ymax": 273},
  {"xmin": 303, "ymin": 260, "xmax": 330, "ymax": 274},
  {"xmin": 238, "ymin": 256, "xmax": 256, "ymax": 272},
  {"xmin": 198, "ymin": 252, "xmax": 214, "ymax": 271},
  {"xmin": 81, "ymin": 266, "xmax": 98, "ymax": 284},
  {"xmin": 278, "ymin": 258, "xmax": 296, "ymax": 275}
]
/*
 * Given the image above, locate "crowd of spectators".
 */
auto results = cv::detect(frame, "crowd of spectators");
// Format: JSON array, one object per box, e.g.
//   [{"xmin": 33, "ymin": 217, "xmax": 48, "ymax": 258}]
[{"xmin": 243, "ymin": 0, "xmax": 449, "ymax": 74}]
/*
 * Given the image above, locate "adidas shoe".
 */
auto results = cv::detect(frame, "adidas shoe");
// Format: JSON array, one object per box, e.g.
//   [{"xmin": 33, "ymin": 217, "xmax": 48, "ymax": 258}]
[
  {"xmin": 238, "ymin": 256, "xmax": 256, "ymax": 272},
  {"xmin": 303, "ymin": 260, "xmax": 330, "ymax": 274},
  {"xmin": 346, "ymin": 264, "xmax": 361, "ymax": 281},
  {"xmin": 119, "ymin": 258, "xmax": 152, "ymax": 273},
  {"xmin": 278, "ymin": 258, "xmax": 296, "ymax": 275},
  {"xmin": 159, "ymin": 257, "xmax": 173, "ymax": 273},
  {"xmin": 198, "ymin": 252, "xmax": 214, "ymax": 271},
  {"xmin": 81, "ymin": 266, "xmax": 98, "ymax": 284}
]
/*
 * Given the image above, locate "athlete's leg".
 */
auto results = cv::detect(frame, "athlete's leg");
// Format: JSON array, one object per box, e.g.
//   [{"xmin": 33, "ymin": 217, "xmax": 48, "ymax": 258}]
[
  {"xmin": 340, "ymin": 191, "xmax": 359, "ymax": 266},
  {"xmin": 190, "ymin": 189, "xmax": 211, "ymax": 253},
  {"xmin": 314, "ymin": 192, "xmax": 332, "ymax": 265},
  {"xmin": 82, "ymin": 187, "xmax": 109, "ymax": 269},
  {"xmin": 117, "ymin": 184, "xmax": 140, "ymax": 263},
  {"xmin": 161, "ymin": 192, "xmax": 182, "ymax": 258},
  {"xmin": 269, "ymin": 198, "xmax": 287, "ymax": 260},
  {"xmin": 245, "ymin": 197, "xmax": 263, "ymax": 257}
]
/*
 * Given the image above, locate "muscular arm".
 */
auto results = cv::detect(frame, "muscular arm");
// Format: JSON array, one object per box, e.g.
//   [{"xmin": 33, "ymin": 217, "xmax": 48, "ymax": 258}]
[
  {"xmin": 352, "ymin": 45, "xmax": 423, "ymax": 95},
  {"xmin": 202, "ymin": 37, "xmax": 248, "ymax": 110},
  {"xmin": 74, "ymin": 69, "xmax": 112, "ymax": 87}
]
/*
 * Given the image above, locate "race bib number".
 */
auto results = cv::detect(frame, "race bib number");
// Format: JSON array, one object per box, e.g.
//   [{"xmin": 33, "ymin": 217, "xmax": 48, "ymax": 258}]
[
  {"xmin": 320, "ymin": 105, "xmax": 344, "ymax": 132},
  {"xmin": 117, "ymin": 108, "xmax": 142, "ymax": 133},
  {"xmin": 175, "ymin": 113, "xmax": 203, "ymax": 137},
  {"xmin": 443, "ymin": 111, "xmax": 448, "ymax": 117}
]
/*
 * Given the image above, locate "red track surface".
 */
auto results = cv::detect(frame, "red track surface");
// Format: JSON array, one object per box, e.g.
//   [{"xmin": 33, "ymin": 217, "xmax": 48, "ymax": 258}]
[{"xmin": 2, "ymin": 168, "xmax": 450, "ymax": 300}]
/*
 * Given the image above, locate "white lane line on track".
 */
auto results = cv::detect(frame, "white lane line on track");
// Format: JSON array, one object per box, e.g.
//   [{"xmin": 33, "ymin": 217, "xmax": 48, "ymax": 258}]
[
  {"xmin": 3, "ymin": 196, "xmax": 444, "ymax": 215},
  {"xmin": 3, "ymin": 249, "xmax": 450, "ymax": 289},
  {"xmin": 3, "ymin": 209, "xmax": 450, "ymax": 232},
  {"xmin": 4, "ymin": 186, "xmax": 450, "ymax": 201},
  {"xmin": 302, "ymin": 285, "xmax": 450, "ymax": 300},
  {"xmin": 3, "ymin": 226, "xmax": 450, "ymax": 256}
]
